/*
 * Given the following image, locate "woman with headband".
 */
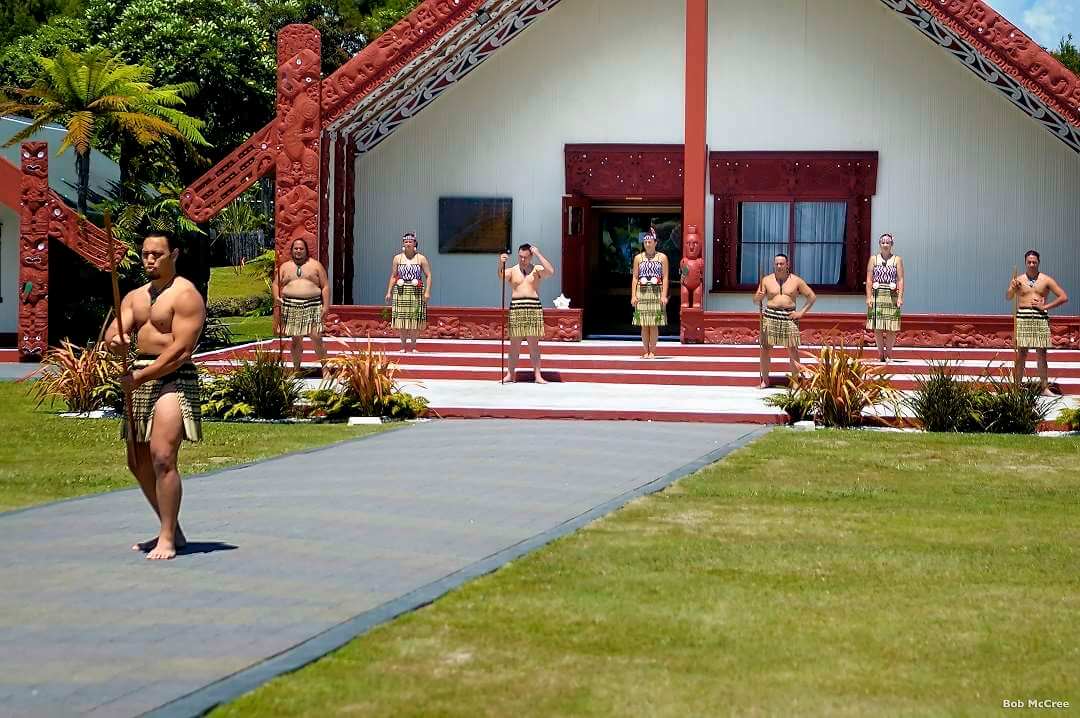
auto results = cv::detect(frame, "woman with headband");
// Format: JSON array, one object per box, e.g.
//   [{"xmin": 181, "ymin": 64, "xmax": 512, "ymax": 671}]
[
  {"xmin": 384, "ymin": 232, "xmax": 432, "ymax": 352},
  {"xmin": 630, "ymin": 225, "xmax": 669, "ymax": 358},
  {"xmin": 865, "ymin": 233, "xmax": 905, "ymax": 362}
]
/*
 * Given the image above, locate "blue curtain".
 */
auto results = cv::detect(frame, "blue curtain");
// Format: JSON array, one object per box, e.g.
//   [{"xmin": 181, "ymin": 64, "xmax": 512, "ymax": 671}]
[
  {"xmin": 794, "ymin": 202, "xmax": 845, "ymax": 284},
  {"xmin": 739, "ymin": 202, "xmax": 789, "ymax": 284}
]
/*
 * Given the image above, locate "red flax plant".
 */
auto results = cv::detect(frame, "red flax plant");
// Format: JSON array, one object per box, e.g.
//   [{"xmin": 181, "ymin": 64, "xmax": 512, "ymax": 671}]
[
  {"xmin": 322, "ymin": 336, "xmax": 400, "ymax": 416},
  {"xmin": 26, "ymin": 322, "xmax": 124, "ymax": 413},
  {"xmin": 793, "ymin": 334, "xmax": 902, "ymax": 428}
]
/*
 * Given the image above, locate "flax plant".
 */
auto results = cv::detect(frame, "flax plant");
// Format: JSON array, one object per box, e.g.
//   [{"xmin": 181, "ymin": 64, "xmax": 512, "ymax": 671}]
[
  {"xmin": 28, "ymin": 337, "xmax": 123, "ymax": 413},
  {"xmin": 794, "ymin": 337, "xmax": 901, "ymax": 428}
]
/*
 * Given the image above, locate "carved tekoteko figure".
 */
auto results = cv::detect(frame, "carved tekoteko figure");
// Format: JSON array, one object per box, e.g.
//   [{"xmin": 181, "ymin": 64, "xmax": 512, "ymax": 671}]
[{"xmin": 679, "ymin": 225, "xmax": 704, "ymax": 309}]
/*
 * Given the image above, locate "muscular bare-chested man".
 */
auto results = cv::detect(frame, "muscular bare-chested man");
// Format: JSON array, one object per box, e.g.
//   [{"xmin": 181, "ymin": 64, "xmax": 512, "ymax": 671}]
[
  {"xmin": 273, "ymin": 239, "xmax": 329, "ymax": 375},
  {"xmin": 1006, "ymin": 249, "xmax": 1069, "ymax": 395},
  {"xmin": 754, "ymin": 253, "xmax": 816, "ymax": 389},
  {"xmin": 499, "ymin": 244, "xmax": 554, "ymax": 383},
  {"xmin": 106, "ymin": 231, "xmax": 205, "ymax": 560}
]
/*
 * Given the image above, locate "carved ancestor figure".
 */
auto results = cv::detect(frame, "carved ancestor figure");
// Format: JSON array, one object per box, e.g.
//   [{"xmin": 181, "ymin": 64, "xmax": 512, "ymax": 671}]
[{"xmin": 679, "ymin": 225, "xmax": 704, "ymax": 309}]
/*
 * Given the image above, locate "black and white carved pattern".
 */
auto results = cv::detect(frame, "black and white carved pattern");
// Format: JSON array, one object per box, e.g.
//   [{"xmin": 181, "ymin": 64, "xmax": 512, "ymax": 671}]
[
  {"xmin": 342, "ymin": 0, "xmax": 563, "ymax": 153},
  {"xmin": 879, "ymin": 0, "xmax": 1080, "ymax": 153}
]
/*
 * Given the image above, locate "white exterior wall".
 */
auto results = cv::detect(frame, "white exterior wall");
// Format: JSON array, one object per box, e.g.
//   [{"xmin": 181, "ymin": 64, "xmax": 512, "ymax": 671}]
[
  {"xmin": 354, "ymin": 0, "xmax": 685, "ymax": 307},
  {"xmin": 354, "ymin": 0, "xmax": 1080, "ymax": 316},
  {"xmin": 0, "ymin": 205, "xmax": 18, "ymax": 334}
]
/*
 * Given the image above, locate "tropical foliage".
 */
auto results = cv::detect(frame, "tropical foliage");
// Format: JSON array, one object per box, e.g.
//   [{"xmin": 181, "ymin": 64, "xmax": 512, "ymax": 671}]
[
  {"xmin": 311, "ymin": 337, "xmax": 429, "ymax": 419},
  {"xmin": 776, "ymin": 340, "xmax": 901, "ymax": 428},
  {"xmin": 201, "ymin": 349, "xmax": 304, "ymax": 420},
  {"xmin": 0, "ymin": 46, "xmax": 209, "ymax": 213},
  {"xmin": 27, "ymin": 337, "xmax": 123, "ymax": 413}
]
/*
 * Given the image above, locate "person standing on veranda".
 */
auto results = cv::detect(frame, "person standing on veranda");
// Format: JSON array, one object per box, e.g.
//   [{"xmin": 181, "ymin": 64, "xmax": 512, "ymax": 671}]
[
  {"xmin": 631, "ymin": 226, "xmax": 669, "ymax": 359},
  {"xmin": 1006, "ymin": 249, "xmax": 1068, "ymax": 395},
  {"xmin": 865, "ymin": 233, "xmax": 905, "ymax": 363},
  {"xmin": 274, "ymin": 238, "xmax": 329, "ymax": 375},
  {"xmin": 385, "ymin": 232, "xmax": 432, "ymax": 353}
]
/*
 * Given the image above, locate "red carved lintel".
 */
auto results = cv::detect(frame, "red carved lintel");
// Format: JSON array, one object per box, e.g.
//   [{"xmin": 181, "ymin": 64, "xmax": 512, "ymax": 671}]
[{"xmin": 565, "ymin": 144, "xmax": 684, "ymax": 201}]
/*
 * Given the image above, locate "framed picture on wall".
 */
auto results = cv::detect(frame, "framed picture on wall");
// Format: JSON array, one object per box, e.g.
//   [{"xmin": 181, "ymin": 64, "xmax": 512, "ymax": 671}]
[{"xmin": 438, "ymin": 197, "xmax": 512, "ymax": 253}]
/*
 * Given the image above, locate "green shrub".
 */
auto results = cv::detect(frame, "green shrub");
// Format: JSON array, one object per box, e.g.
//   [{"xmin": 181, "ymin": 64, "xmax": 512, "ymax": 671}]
[
  {"xmin": 764, "ymin": 386, "xmax": 813, "ymax": 424},
  {"xmin": 201, "ymin": 350, "xmax": 303, "ymax": 420},
  {"xmin": 207, "ymin": 295, "xmax": 271, "ymax": 318},
  {"xmin": 198, "ymin": 316, "xmax": 235, "ymax": 351},
  {"xmin": 1057, "ymin": 406, "xmax": 1080, "ymax": 431},
  {"xmin": 304, "ymin": 386, "xmax": 428, "ymax": 421},
  {"xmin": 909, "ymin": 361, "xmax": 1056, "ymax": 434},
  {"xmin": 907, "ymin": 360, "xmax": 982, "ymax": 432},
  {"xmin": 28, "ymin": 338, "xmax": 123, "ymax": 413},
  {"xmin": 970, "ymin": 372, "xmax": 1056, "ymax": 434},
  {"xmin": 791, "ymin": 339, "xmax": 901, "ymax": 428}
]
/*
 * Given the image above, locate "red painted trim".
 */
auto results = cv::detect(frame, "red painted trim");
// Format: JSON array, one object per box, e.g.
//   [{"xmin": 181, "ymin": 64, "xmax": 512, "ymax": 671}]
[
  {"xmin": 332, "ymin": 138, "xmax": 348, "ymax": 303},
  {"xmin": 325, "ymin": 305, "xmax": 583, "ymax": 341},
  {"xmin": 344, "ymin": 143, "xmax": 357, "ymax": 302},
  {"xmin": 699, "ymin": 311, "xmax": 1080, "ymax": 349},
  {"xmin": 683, "ymin": 0, "xmax": 708, "ymax": 238},
  {"xmin": 431, "ymin": 408, "xmax": 786, "ymax": 425},
  {"xmin": 318, "ymin": 133, "xmax": 331, "ymax": 277}
]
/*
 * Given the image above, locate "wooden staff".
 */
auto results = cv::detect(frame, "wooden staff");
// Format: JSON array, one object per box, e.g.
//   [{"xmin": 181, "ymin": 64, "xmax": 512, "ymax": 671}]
[
  {"xmin": 500, "ymin": 252, "xmax": 508, "ymax": 385},
  {"xmin": 1012, "ymin": 264, "xmax": 1020, "ymax": 383},
  {"xmin": 104, "ymin": 210, "xmax": 136, "ymax": 444}
]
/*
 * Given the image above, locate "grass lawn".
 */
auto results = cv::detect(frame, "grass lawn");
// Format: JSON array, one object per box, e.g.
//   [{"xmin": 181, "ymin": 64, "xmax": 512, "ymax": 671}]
[
  {"xmin": 216, "ymin": 315, "xmax": 275, "ymax": 345},
  {"xmin": 214, "ymin": 430, "xmax": 1080, "ymax": 717},
  {"xmin": 0, "ymin": 382, "xmax": 393, "ymax": 512},
  {"xmin": 209, "ymin": 264, "xmax": 269, "ymax": 300}
]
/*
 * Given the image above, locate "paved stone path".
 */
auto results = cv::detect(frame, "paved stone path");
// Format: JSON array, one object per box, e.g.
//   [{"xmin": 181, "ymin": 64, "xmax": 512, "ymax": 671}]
[{"xmin": 0, "ymin": 420, "xmax": 763, "ymax": 717}]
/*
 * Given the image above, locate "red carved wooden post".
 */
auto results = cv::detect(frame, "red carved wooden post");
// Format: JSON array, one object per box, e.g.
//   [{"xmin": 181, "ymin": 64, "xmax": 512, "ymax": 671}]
[
  {"xmin": 679, "ymin": 224, "xmax": 705, "ymax": 343},
  {"xmin": 275, "ymin": 24, "xmax": 323, "ymax": 265},
  {"xmin": 18, "ymin": 142, "xmax": 51, "ymax": 359},
  {"xmin": 682, "ymin": 0, "xmax": 708, "ymax": 343}
]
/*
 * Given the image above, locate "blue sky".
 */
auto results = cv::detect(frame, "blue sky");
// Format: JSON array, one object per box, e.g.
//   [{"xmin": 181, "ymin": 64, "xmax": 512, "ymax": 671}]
[{"xmin": 990, "ymin": 0, "xmax": 1079, "ymax": 49}]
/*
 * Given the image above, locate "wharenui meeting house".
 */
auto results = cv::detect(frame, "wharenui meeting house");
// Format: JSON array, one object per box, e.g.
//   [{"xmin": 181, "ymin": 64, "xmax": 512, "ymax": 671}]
[{"xmin": 5, "ymin": 0, "xmax": 1080, "ymax": 358}]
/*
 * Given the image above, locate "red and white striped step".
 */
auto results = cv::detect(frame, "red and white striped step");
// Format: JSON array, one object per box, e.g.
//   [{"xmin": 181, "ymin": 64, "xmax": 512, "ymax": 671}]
[{"xmin": 196, "ymin": 337, "xmax": 1080, "ymax": 395}]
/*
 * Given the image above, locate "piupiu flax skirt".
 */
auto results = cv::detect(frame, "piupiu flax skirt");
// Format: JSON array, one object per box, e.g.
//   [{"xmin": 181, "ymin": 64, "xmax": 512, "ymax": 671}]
[
  {"xmin": 508, "ymin": 297, "xmax": 544, "ymax": 339},
  {"xmin": 633, "ymin": 283, "xmax": 667, "ymax": 327},
  {"xmin": 866, "ymin": 287, "xmax": 901, "ymax": 332},
  {"xmin": 391, "ymin": 284, "xmax": 427, "ymax": 330},
  {"xmin": 122, "ymin": 358, "xmax": 202, "ymax": 443},
  {"xmin": 281, "ymin": 296, "xmax": 323, "ymax": 336},
  {"xmin": 1015, "ymin": 307, "xmax": 1051, "ymax": 349},
  {"xmin": 761, "ymin": 306, "xmax": 800, "ymax": 348}
]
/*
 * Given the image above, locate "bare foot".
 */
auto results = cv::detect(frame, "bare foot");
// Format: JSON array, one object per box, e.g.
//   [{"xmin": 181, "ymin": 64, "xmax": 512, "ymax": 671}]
[
  {"xmin": 757, "ymin": 380, "xmax": 770, "ymax": 389},
  {"xmin": 501, "ymin": 373, "xmax": 515, "ymax": 383},
  {"xmin": 146, "ymin": 538, "xmax": 177, "ymax": 560},
  {"xmin": 134, "ymin": 528, "xmax": 186, "ymax": 552},
  {"xmin": 1041, "ymin": 387, "xmax": 1058, "ymax": 397},
  {"xmin": 534, "ymin": 374, "xmax": 549, "ymax": 384}
]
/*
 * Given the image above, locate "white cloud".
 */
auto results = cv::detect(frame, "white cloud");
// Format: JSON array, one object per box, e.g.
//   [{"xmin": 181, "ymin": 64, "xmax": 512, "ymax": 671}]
[{"xmin": 1020, "ymin": 0, "xmax": 1078, "ymax": 48}]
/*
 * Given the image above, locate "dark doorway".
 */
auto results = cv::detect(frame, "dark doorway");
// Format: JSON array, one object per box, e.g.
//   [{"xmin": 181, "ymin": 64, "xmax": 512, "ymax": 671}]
[{"xmin": 585, "ymin": 208, "xmax": 682, "ymax": 338}]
